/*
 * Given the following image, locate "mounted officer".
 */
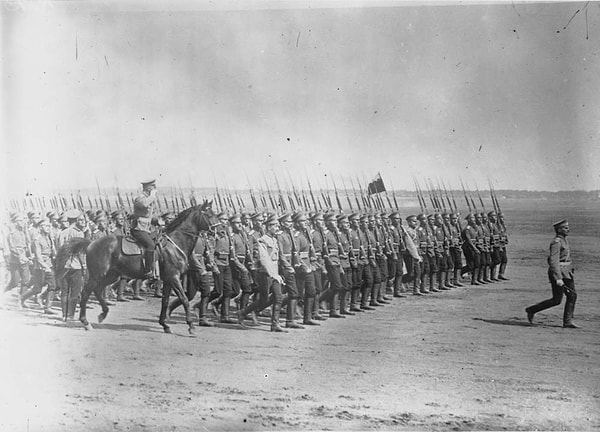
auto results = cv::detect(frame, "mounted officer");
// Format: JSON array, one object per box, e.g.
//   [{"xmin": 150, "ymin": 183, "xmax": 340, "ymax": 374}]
[{"xmin": 131, "ymin": 179, "xmax": 158, "ymax": 278}]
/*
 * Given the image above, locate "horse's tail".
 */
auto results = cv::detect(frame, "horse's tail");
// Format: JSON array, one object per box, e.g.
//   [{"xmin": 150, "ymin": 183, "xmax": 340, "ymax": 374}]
[{"xmin": 55, "ymin": 237, "xmax": 92, "ymax": 281}]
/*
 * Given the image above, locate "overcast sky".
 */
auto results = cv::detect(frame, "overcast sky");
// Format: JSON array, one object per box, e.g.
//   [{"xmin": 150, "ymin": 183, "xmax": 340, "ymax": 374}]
[{"xmin": 2, "ymin": 1, "xmax": 599, "ymax": 197}]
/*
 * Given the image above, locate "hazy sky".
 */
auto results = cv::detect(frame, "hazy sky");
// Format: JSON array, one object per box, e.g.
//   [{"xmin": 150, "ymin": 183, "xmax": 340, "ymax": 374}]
[{"xmin": 2, "ymin": 0, "xmax": 599, "ymax": 198}]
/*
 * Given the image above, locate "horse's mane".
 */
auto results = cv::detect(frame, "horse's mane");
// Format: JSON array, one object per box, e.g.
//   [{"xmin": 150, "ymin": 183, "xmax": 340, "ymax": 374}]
[{"xmin": 165, "ymin": 200, "xmax": 211, "ymax": 234}]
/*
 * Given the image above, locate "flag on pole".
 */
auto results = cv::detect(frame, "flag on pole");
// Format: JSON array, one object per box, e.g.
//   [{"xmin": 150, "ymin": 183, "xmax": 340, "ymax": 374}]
[{"xmin": 367, "ymin": 173, "xmax": 386, "ymax": 195}]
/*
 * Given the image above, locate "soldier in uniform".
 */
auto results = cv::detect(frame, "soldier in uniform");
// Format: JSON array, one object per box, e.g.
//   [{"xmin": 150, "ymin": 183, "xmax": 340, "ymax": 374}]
[
  {"xmin": 19, "ymin": 218, "xmax": 57, "ymax": 314},
  {"xmin": 5, "ymin": 213, "xmax": 32, "ymax": 295},
  {"xmin": 209, "ymin": 212, "xmax": 235, "ymax": 324},
  {"xmin": 480, "ymin": 212, "xmax": 493, "ymax": 283},
  {"xmin": 497, "ymin": 212, "xmax": 509, "ymax": 280},
  {"xmin": 292, "ymin": 211, "xmax": 320, "ymax": 325},
  {"xmin": 229, "ymin": 214, "xmax": 254, "ymax": 325},
  {"xmin": 337, "ymin": 214, "xmax": 355, "ymax": 315},
  {"xmin": 237, "ymin": 214, "xmax": 288, "ymax": 332},
  {"xmin": 402, "ymin": 215, "xmax": 423, "ymax": 296},
  {"xmin": 321, "ymin": 213, "xmax": 345, "ymax": 318},
  {"xmin": 277, "ymin": 213, "xmax": 304, "ymax": 329},
  {"xmin": 461, "ymin": 213, "xmax": 481, "ymax": 286},
  {"xmin": 431, "ymin": 214, "xmax": 449, "ymax": 291},
  {"xmin": 131, "ymin": 179, "xmax": 158, "ymax": 278},
  {"xmin": 487, "ymin": 211, "xmax": 501, "ymax": 282},
  {"xmin": 416, "ymin": 214, "xmax": 434, "ymax": 294},
  {"xmin": 448, "ymin": 213, "xmax": 464, "ymax": 287},
  {"xmin": 388, "ymin": 212, "xmax": 406, "ymax": 297},
  {"xmin": 358, "ymin": 214, "xmax": 377, "ymax": 309},
  {"xmin": 526, "ymin": 219, "xmax": 579, "ymax": 328},
  {"xmin": 347, "ymin": 213, "xmax": 367, "ymax": 312},
  {"xmin": 56, "ymin": 209, "xmax": 87, "ymax": 321},
  {"xmin": 310, "ymin": 212, "xmax": 328, "ymax": 320},
  {"xmin": 373, "ymin": 213, "xmax": 391, "ymax": 303}
]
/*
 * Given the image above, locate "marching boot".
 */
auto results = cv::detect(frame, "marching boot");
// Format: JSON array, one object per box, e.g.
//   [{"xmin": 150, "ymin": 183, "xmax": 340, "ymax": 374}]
[
  {"xmin": 483, "ymin": 266, "xmax": 492, "ymax": 283},
  {"xmin": 438, "ymin": 273, "xmax": 450, "ymax": 291},
  {"xmin": 420, "ymin": 278, "xmax": 430, "ymax": 294},
  {"xmin": 453, "ymin": 270, "xmax": 464, "ymax": 287},
  {"xmin": 562, "ymin": 292, "xmax": 579, "ymax": 328},
  {"xmin": 393, "ymin": 280, "xmax": 405, "ymax": 298},
  {"xmin": 329, "ymin": 292, "xmax": 345, "ymax": 318},
  {"xmin": 413, "ymin": 279, "xmax": 423, "ymax": 296},
  {"xmin": 286, "ymin": 299, "xmax": 305, "ymax": 329},
  {"xmin": 339, "ymin": 291, "xmax": 355, "ymax": 315},
  {"xmin": 197, "ymin": 297, "xmax": 215, "ymax": 327},
  {"xmin": 444, "ymin": 271, "xmax": 454, "ymax": 289},
  {"xmin": 303, "ymin": 297, "xmax": 320, "ymax": 325},
  {"xmin": 350, "ymin": 288, "xmax": 364, "ymax": 312},
  {"xmin": 219, "ymin": 298, "xmax": 237, "ymax": 324},
  {"xmin": 43, "ymin": 289, "xmax": 56, "ymax": 315},
  {"xmin": 142, "ymin": 250, "xmax": 155, "ymax": 278},
  {"xmin": 370, "ymin": 283, "xmax": 384, "ymax": 306},
  {"xmin": 360, "ymin": 286, "xmax": 376, "ymax": 310},
  {"xmin": 271, "ymin": 302, "xmax": 288, "ymax": 332},
  {"xmin": 312, "ymin": 293, "xmax": 327, "ymax": 320},
  {"xmin": 471, "ymin": 268, "xmax": 481, "ymax": 286},
  {"xmin": 132, "ymin": 280, "xmax": 144, "ymax": 300},
  {"xmin": 429, "ymin": 275, "xmax": 440, "ymax": 292},
  {"xmin": 489, "ymin": 266, "xmax": 498, "ymax": 282},
  {"xmin": 498, "ymin": 263, "xmax": 509, "ymax": 280},
  {"xmin": 116, "ymin": 279, "xmax": 129, "ymax": 302},
  {"xmin": 478, "ymin": 266, "xmax": 487, "ymax": 284}
]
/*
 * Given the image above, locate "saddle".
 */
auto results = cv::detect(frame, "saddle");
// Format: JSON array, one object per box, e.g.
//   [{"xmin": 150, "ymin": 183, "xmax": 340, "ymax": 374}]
[{"xmin": 121, "ymin": 236, "xmax": 143, "ymax": 256}]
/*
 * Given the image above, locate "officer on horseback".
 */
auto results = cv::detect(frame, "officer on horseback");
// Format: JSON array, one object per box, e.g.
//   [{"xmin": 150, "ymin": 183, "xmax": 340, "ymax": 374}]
[{"xmin": 131, "ymin": 179, "xmax": 158, "ymax": 278}]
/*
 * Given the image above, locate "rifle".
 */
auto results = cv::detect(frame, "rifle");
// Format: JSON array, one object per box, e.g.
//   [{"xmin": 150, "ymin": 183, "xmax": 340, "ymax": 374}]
[
  {"xmin": 245, "ymin": 173, "xmax": 259, "ymax": 211},
  {"xmin": 306, "ymin": 173, "xmax": 318, "ymax": 211},
  {"xmin": 349, "ymin": 177, "xmax": 361, "ymax": 211},
  {"xmin": 340, "ymin": 176, "xmax": 353, "ymax": 211},
  {"xmin": 272, "ymin": 171, "xmax": 286, "ymax": 212},
  {"xmin": 356, "ymin": 176, "xmax": 371, "ymax": 210},
  {"xmin": 412, "ymin": 176, "xmax": 424, "ymax": 212},
  {"xmin": 474, "ymin": 180, "xmax": 486, "ymax": 212},
  {"xmin": 331, "ymin": 175, "xmax": 343, "ymax": 212},
  {"xmin": 261, "ymin": 171, "xmax": 277, "ymax": 211},
  {"xmin": 459, "ymin": 177, "xmax": 472, "ymax": 213},
  {"xmin": 286, "ymin": 169, "xmax": 302, "ymax": 208},
  {"xmin": 214, "ymin": 180, "xmax": 224, "ymax": 212},
  {"xmin": 95, "ymin": 178, "xmax": 105, "ymax": 211}
]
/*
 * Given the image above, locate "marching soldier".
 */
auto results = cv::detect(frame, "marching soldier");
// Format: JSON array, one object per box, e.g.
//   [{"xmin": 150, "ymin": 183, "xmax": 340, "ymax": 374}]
[
  {"xmin": 347, "ymin": 213, "xmax": 367, "ymax": 312},
  {"xmin": 358, "ymin": 214, "xmax": 377, "ymax": 309},
  {"xmin": 402, "ymin": 215, "xmax": 423, "ymax": 296},
  {"xmin": 416, "ymin": 214, "xmax": 434, "ymax": 294},
  {"xmin": 526, "ymin": 219, "xmax": 579, "ymax": 328},
  {"xmin": 337, "ymin": 214, "xmax": 354, "ymax": 315},
  {"xmin": 388, "ymin": 212, "xmax": 406, "ymax": 297},
  {"xmin": 5, "ymin": 213, "xmax": 32, "ymax": 295},
  {"xmin": 321, "ymin": 213, "xmax": 345, "ymax": 318},
  {"xmin": 277, "ymin": 213, "xmax": 304, "ymax": 329},
  {"xmin": 373, "ymin": 213, "xmax": 391, "ymax": 303},
  {"xmin": 310, "ymin": 212, "xmax": 328, "ymax": 320},
  {"xmin": 461, "ymin": 213, "xmax": 481, "ymax": 286},
  {"xmin": 480, "ymin": 212, "xmax": 493, "ymax": 283},
  {"xmin": 487, "ymin": 211, "xmax": 501, "ymax": 282},
  {"xmin": 237, "ymin": 214, "xmax": 287, "ymax": 332},
  {"xmin": 366, "ymin": 214, "xmax": 386, "ymax": 305},
  {"xmin": 448, "ymin": 213, "xmax": 464, "ymax": 287},
  {"xmin": 497, "ymin": 212, "xmax": 509, "ymax": 280},
  {"xmin": 229, "ymin": 214, "xmax": 254, "ymax": 325},
  {"xmin": 209, "ymin": 212, "xmax": 235, "ymax": 324},
  {"xmin": 433, "ymin": 214, "xmax": 451, "ymax": 290},
  {"xmin": 292, "ymin": 211, "xmax": 320, "ymax": 325}
]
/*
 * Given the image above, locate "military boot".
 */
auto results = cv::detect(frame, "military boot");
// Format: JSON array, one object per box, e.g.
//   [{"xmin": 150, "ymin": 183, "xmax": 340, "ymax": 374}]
[
  {"xmin": 429, "ymin": 275, "xmax": 440, "ymax": 292},
  {"xmin": 360, "ymin": 286, "xmax": 376, "ymax": 310},
  {"xmin": 350, "ymin": 288, "xmax": 364, "ymax": 312},
  {"xmin": 370, "ymin": 283, "xmax": 384, "ymax": 306},
  {"xmin": 271, "ymin": 302, "xmax": 288, "ymax": 332},
  {"xmin": 142, "ymin": 250, "xmax": 155, "ymax": 279},
  {"xmin": 329, "ymin": 292, "xmax": 345, "ymax": 318},
  {"xmin": 196, "ymin": 297, "xmax": 215, "ymax": 327},
  {"xmin": 438, "ymin": 273, "xmax": 450, "ymax": 291},
  {"xmin": 303, "ymin": 297, "xmax": 320, "ymax": 325},
  {"xmin": 132, "ymin": 280, "xmax": 144, "ymax": 300},
  {"xmin": 471, "ymin": 268, "xmax": 481, "ymax": 285},
  {"xmin": 498, "ymin": 263, "xmax": 509, "ymax": 280},
  {"xmin": 340, "ymin": 291, "xmax": 355, "ymax": 315},
  {"xmin": 286, "ymin": 299, "xmax": 305, "ymax": 329},
  {"xmin": 562, "ymin": 293, "xmax": 579, "ymax": 328},
  {"xmin": 483, "ymin": 266, "xmax": 492, "ymax": 283},
  {"xmin": 453, "ymin": 270, "xmax": 464, "ymax": 287},
  {"xmin": 219, "ymin": 298, "xmax": 237, "ymax": 324}
]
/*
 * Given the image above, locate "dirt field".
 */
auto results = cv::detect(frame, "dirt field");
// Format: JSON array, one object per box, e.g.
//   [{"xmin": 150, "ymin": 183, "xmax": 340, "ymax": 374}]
[{"xmin": 1, "ymin": 208, "xmax": 599, "ymax": 431}]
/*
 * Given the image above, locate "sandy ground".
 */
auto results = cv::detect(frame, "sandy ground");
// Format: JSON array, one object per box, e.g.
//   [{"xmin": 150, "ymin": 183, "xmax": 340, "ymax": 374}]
[{"xmin": 1, "ymin": 231, "xmax": 599, "ymax": 431}]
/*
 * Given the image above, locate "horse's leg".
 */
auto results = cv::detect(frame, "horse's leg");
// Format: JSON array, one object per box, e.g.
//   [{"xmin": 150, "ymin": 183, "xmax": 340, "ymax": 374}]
[
  {"xmin": 96, "ymin": 273, "xmax": 119, "ymax": 324},
  {"xmin": 159, "ymin": 279, "xmax": 172, "ymax": 334},
  {"xmin": 79, "ymin": 276, "xmax": 95, "ymax": 331},
  {"xmin": 170, "ymin": 275, "xmax": 195, "ymax": 337}
]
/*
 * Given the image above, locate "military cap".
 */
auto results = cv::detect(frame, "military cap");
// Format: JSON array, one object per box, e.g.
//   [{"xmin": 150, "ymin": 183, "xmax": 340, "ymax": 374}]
[
  {"xmin": 380, "ymin": 212, "xmax": 389, "ymax": 219},
  {"xmin": 35, "ymin": 218, "xmax": 51, "ymax": 227},
  {"xmin": 359, "ymin": 213, "xmax": 369, "ymax": 221},
  {"xmin": 27, "ymin": 211, "xmax": 36, "ymax": 219},
  {"xmin": 265, "ymin": 214, "xmax": 279, "ymax": 225},
  {"xmin": 389, "ymin": 211, "xmax": 400, "ymax": 219},
  {"xmin": 417, "ymin": 213, "xmax": 426, "ymax": 220},
  {"xmin": 229, "ymin": 214, "xmax": 242, "ymax": 224},
  {"xmin": 46, "ymin": 211, "xmax": 58, "ymax": 219},
  {"xmin": 292, "ymin": 212, "xmax": 307, "ymax": 223},
  {"xmin": 217, "ymin": 211, "xmax": 228, "ymax": 220},
  {"xmin": 111, "ymin": 210, "xmax": 123, "ymax": 219},
  {"xmin": 278, "ymin": 213, "xmax": 292, "ymax": 223},
  {"xmin": 465, "ymin": 213, "xmax": 473, "ymax": 220},
  {"xmin": 95, "ymin": 214, "xmax": 108, "ymax": 223},
  {"xmin": 553, "ymin": 219, "xmax": 568, "ymax": 229},
  {"xmin": 11, "ymin": 213, "xmax": 25, "ymax": 223},
  {"xmin": 250, "ymin": 212, "xmax": 263, "ymax": 220},
  {"xmin": 348, "ymin": 213, "xmax": 360, "ymax": 221},
  {"xmin": 65, "ymin": 209, "xmax": 82, "ymax": 220},
  {"xmin": 487, "ymin": 211, "xmax": 497, "ymax": 217},
  {"xmin": 427, "ymin": 214, "xmax": 435, "ymax": 220},
  {"xmin": 441, "ymin": 212, "xmax": 449, "ymax": 217},
  {"xmin": 336, "ymin": 214, "xmax": 348, "ymax": 223},
  {"xmin": 406, "ymin": 215, "xmax": 417, "ymax": 222},
  {"xmin": 141, "ymin": 179, "xmax": 156, "ymax": 187},
  {"xmin": 323, "ymin": 212, "xmax": 337, "ymax": 222},
  {"xmin": 310, "ymin": 212, "xmax": 324, "ymax": 221}
]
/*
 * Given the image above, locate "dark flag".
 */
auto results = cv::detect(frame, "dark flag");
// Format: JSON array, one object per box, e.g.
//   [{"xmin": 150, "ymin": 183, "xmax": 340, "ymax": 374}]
[{"xmin": 367, "ymin": 173, "xmax": 386, "ymax": 195}]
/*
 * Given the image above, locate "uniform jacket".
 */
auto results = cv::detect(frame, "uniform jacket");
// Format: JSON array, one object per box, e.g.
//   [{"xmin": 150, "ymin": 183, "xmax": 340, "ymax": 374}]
[
  {"xmin": 133, "ymin": 192, "xmax": 157, "ymax": 232},
  {"xmin": 257, "ymin": 234, "xmax": 280, "ymax": 279},
  {"xmin": 57, "ymin": 226, "xmax": 86, "ymax": 270},
  {"xmin": 32, "ymin": 232, "xmax": 55, "ymax": 272},
  {"xmin": 548, "ymin": 235, "xmax": 573, "ymax": 281}
]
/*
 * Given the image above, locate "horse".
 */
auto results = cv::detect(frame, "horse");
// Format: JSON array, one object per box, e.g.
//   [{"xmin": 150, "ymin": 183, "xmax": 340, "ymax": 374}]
[{"xmin": 56, "ymin": 201, "xmax": 218, "ymax": 336}]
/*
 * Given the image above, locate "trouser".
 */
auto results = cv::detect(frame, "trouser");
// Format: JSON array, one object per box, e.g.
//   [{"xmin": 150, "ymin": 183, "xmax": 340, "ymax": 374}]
[
  {"xmin": 450, "ymin": 247, "xmax": 463, "ymax": 282},
  {"xmin": 528, "ymin": 276, "xmax": 576, "ymax": 325},
  {"xmin": 389, "ymin": 256, "xmax": 404, "ymax": 293},
  {"xmin": 240, "ymin": 272, "xmax": 283, "ymax": 325},
  {"xmin": 131, "ymin": 229, "xmax": 155, "ymax": 275},
  {"xmin": 322, "ymin": 264, "xmax": 342, "ymax": 313},
  {"xmin": 231, "ymin": 264, "xmax": 252, "ymax": 310},
  {"xmin": 6, "ymin": 262, "xmax": 31, "ymax": 294},
  {"xmin": 351, "ymin": 264, "xmax": 364, "ymax": 308},
  {"xmin": 210, "ymin": 264, "xmax": 233, "ymax": 303},
  {"xmin": 377, "ymin": 257, "xmax": 389, "ymax": 294},
  {"xmin": 21, "ymin": 268, "xmax": 56, "ymax": 309},
  {"xmin": 360, "ymin": 264, "xmax": 374, "ymax": 307},
  {"xmin": 313, "ymin": 266, "xmax": 326, "ymax": 316},
  {"xmin": 61, "ymin": 269, "xmax": 83, "ymax": 319},
  {"xmin": 499, "ymin": 247, "xmax": 508, "ymax": 276}
]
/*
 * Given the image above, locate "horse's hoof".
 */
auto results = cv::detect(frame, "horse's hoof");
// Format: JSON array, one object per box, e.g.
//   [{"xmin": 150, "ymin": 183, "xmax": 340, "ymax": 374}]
[
  {"xmin": 98, "ymin": 313, "xmax": 107, "ymax": 323},
  {"xmin": 83, "ymin": 323, "xmax": 93, "ymax": 331},
  {"xmin": 163, "ymin": 327, "xmax": 172, "ymax": 334}
]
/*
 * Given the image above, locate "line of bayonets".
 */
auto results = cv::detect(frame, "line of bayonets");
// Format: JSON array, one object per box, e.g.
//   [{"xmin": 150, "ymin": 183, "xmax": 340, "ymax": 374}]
[
  {"xmin": 7, "ymin": 173, "xmax": 502, "ymax": 217},
  {"xmin": 412, "ymin": 176, "xmax": 502, "ymax": 216}
]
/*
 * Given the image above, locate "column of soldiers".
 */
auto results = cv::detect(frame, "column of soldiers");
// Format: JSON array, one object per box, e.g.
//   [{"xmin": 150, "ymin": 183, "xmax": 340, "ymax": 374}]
[{"xmin": 1, "ymin": 195, "xmax": 510, "ymax": 332}]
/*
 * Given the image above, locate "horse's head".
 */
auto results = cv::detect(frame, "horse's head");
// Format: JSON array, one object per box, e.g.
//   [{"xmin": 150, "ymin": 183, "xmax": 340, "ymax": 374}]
[{"xmin": 193, "ymin": 200, "xmax": 219, "ymax": 232}]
